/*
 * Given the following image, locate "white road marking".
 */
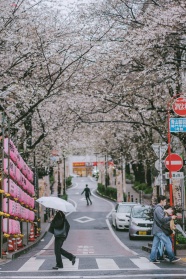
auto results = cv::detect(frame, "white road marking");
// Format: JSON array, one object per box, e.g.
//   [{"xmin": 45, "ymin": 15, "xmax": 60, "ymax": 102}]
[
  {"xmin": 35, "ymin": 235, "xmax": 54, "ymax": 256},
  {"xmin": 130, "ymin": 257, "xmax": 160, "ymax": 269},
  {"xmin": 77, "ymin": 245, "xmax": 95, "ymax": 254},
  {"xmin": 18, "ymin": 257, "xmax": 45, "ymax": 271},
  {"xmin": 106, "ymin": 218, "xmax": 138, "ymax": 255},
  {"xmin": 96, "ymin": 258, "xmax": 119, "ymax": 270},
  {"xmin": 62, "ymin": 258, "xmax": 79, "ymax": 270},
  {"xmin": 73, "ymin": 216, "xmax": 95, "ymax": 223},
  {"xmin": 1, "ymin": 275, "xmax": 186, "ymax": 279}
]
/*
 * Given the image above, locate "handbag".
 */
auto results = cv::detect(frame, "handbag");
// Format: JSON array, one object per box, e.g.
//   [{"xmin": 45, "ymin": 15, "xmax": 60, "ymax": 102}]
[
  {"xmin": 54, "ymin": 219, "xmax": 70, "ymax": 239},
  {"xmin": 161, "ymin": 224, "xmax": 173, "ymax": 236},
  {"xmin": 155, "ymin": 220, "xmax": 173, "ymax": 236}
]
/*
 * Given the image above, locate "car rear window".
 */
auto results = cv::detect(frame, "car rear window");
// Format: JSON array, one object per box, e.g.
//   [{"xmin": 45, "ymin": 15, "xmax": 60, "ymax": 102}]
[
  {"xmin": 132, "ymin": 206, "xmax": 151, "ymax": 218},
  {"xmin": 118, "ymin": 205, "xmax": 133, "ymax": 213}
]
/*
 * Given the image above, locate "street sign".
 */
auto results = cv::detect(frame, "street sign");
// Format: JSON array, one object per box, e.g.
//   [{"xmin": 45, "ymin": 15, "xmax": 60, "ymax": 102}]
[
  {"xmin": 155, "ymin": 160, "xmax": 165, "ymax": 171},
  {"xmin": 170, "ymin": 118, "xmax": 186, "ymax": 132},
  {"xmin": 165, "ymin": 153, "xmax": 183, "ymax": 172},
  {"xmin": 172, "ymin": 97, "xmax": 186, "ymax": 116},
  {"xmin": 155, "ymin": 160, "xmax": 160, "ymax": 171},
  {"xmin": 165, "ymin": 172, "xmax": 184, "ymax": 179},
  {"xmin": 151, "ymin": 143, "xmax": 168, "ymax": 158}
]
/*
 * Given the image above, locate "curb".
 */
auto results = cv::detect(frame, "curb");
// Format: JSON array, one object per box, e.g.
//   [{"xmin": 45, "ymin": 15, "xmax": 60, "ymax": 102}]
[
  {"xmin": 96, "ymin": 190, "xmax": 116, "ymax": 202},
  {"xmin": 2, "ymin": 223, "xmax": 50, "ymax": 262}
]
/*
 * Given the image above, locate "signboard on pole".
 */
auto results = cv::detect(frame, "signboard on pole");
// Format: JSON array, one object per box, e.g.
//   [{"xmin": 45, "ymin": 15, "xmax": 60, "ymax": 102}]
[
  {"xmin": 164, "ymin": 153, "xmax": 183, "ymax": 172},
  {"xmin": 151, "ymin": 143, "xmax": 168, "ymax": 158},
  {"xmin": 172, "ymin": 179, "xmax": 182, "ymax": 206},
  {"xmin": 170, "ymin": 118, "xmax": 186, "ymax": 132},
  {"xmin": 155, "ymin": 160, "xmax": 165, "ymax": 171},
  {"xmin": 172, "ymin": 97, "xmax": 186, "ymax": 116},
  {"xmin": 165, "ymin": 172, "xmax": 184, "ymax": 179}
]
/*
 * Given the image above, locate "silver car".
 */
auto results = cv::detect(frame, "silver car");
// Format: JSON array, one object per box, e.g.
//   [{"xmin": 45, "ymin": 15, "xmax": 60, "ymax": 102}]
[
  {"xmin": 128, "ymin": 204, "xmax": 153, "ymax": 239},
  {"xmin": 111, "ymin": 202, "xmax": 137, "ymax": 230}
]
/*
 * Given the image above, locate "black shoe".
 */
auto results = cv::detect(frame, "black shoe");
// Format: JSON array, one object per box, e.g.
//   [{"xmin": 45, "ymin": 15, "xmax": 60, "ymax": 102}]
[
  {"xmin": 171, "ymin": 257, "xmax": 181, "ymax": 263},
  {"xmin": 72, "ymin": 256, "xmax": 76, "ymax": 265},
  {"xmin": 150, "ymin": 260, "xmax": 160, "ymax": 264},
  {"xmin": 52, "ymin": 265, "xmax": 63, "ymax": 269},
  {"xmin": 157, "ymin": 257, "xmax": 165, "ymax": 261}
]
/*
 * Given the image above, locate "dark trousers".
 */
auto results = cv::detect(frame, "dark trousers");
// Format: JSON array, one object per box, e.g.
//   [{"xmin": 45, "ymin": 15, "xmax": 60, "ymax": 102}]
[
  {"xmin": 54, "ymin": 237, "xmax": 73, "ymax": 266},
  {"xmin": 85, "ymin": 195, "xmax": 92, "ymax": 205}
]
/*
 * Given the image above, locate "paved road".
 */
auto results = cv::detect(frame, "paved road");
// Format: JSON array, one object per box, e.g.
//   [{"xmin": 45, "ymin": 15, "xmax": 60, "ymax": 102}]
[{"xmin": 0, "ymin": 177, "xmax": 186, "ymax": 278}]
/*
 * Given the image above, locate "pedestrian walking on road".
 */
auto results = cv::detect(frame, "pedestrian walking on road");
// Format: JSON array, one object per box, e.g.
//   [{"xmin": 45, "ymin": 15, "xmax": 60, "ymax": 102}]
[
  {"xmin": 157, "ymin": 205, "xmax": 176, "ymax": 260},
  {"xmin": 49, "ymin": 210, "xmax": 76, "ymax": 269},
  {"xmin": 81, "ymin": 184, "xmax": 92, "ymax": 205},
  {"xmin": 150, "ymin": 195, "xmax": 180, "ymax": 264}
]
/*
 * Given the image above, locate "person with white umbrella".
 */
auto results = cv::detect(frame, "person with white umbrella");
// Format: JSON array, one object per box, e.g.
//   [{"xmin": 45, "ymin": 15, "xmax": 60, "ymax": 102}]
[
  {"xmin": 36, "ymin": 197, "xmax": 76, "ymax": 269},
  {"xmin": 49, "ymin": 210, "xmax": 76, "ymax": 269}
]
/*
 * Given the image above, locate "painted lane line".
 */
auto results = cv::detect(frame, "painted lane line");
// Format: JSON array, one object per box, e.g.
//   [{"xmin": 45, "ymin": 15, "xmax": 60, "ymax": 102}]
[
  {"xmin": 130, "ymin": 257, "xmax": 160, "ymax": 269},
  {"xmin": 18, "ymin": 257, "xmax": 45, "ymax": 271},
  {"xmin": 96, "ymin": 258, "xmax": 119, "ymax": 270}
]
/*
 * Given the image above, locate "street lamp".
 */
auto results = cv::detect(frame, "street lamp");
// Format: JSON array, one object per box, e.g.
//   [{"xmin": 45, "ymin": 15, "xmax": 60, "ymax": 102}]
[{"xmin": 57, "ymin": 159, "xmax": 62, "ymax": 197}]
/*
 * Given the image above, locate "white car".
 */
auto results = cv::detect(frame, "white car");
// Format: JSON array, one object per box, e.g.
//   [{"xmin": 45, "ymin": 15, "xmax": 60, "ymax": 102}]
[
  {"xmin": 111, "ymin": 202, "xmax": 138, "ymax": 230},
  {"xmin": 128, "ymin": 204, "xmax": 153, "ymax": 240}
]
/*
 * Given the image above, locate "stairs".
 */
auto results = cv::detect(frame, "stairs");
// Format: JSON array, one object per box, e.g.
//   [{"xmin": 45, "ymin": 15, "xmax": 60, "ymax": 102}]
[{"xmin": 142, "ymin": 242, "xmax": 186, "ymax": 257}]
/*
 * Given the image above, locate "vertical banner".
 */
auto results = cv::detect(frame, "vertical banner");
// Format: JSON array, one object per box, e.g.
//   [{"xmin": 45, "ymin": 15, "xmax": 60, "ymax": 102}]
[
  {"xmin": 116, "ymin": 169, "xmax": 123, "ymax": 202},
  {"xmin": 172, "ymin": 179, "xmax": 182, "ymax": 207}
]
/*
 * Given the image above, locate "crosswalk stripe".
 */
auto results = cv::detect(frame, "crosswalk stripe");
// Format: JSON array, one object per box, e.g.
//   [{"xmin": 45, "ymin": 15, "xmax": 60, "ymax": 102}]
[
  {"xmin": 130, "ymin": 257, "xmax": 160, "ymax": 269},
  {"xmin": 62, "ymin": 258, "xmax": 79, "ymax": 270},
  {"xmin": 96, "ymin": 258, "xmax": 119, "ymax": 270},
  {"xmin": 18, "ymin": 257, "xmax": 45, "ymax": 271},
  {"xmin": 16, "ymin": 256, "xmax": 162, "ymax": 271}
]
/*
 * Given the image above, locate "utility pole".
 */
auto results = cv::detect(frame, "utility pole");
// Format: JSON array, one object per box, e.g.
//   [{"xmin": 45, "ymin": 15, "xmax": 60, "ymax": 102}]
[
  {"xmin": 57, "ymin": 159, "xmax": 62, "ymax": 197},
  {"xmin": 63, "ymin": 155, "xmax": 66, "ymax": 196},
  {"xmin": 152, "ymin": 142, "xmax": 167, "ymax": 195}
]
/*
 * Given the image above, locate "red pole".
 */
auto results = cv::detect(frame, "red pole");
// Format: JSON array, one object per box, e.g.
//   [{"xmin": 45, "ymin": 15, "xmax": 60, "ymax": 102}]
[
  {"xmin": 167, "ymin": 101, "xmax": 173, "ymax": 206},
  {"xmin": 167, "ymin": 93, "xmax": 181, "ymax": 206}
]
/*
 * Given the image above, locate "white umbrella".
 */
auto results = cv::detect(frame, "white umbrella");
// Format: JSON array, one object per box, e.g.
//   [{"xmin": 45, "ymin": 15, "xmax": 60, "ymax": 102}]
[{"xmin": 36, "ymin": 196, "xmax": 76, "ymax": 213}]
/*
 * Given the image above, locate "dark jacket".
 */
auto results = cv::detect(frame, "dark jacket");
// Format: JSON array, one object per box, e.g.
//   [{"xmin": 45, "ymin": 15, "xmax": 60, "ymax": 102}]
[
  {"xmin": 48, "ymin": 211, "xmax": 65, "ymax": 234},
  {"xmin": 81, "ymin": 187, "xmax": 91, "ymax": 196}
]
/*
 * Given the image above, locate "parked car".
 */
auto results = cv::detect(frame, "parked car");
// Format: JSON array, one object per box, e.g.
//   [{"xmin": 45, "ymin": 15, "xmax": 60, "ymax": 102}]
[
  {"xmin": 128, "ymin": 204, "xmax": 153, "ymax": 240},
  {"xmin": 111, "ymin": 202, "xmax": 138, "ymax": 230}
]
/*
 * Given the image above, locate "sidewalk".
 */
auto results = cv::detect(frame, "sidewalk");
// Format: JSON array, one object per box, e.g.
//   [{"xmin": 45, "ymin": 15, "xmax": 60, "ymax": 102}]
[
  {"xmin": 125, "ymin": 181, "xmax": 151, "ymax": 205},
  {"xmin": 0, "ymin": 220, "xmax": 50, "ymax": 264}
]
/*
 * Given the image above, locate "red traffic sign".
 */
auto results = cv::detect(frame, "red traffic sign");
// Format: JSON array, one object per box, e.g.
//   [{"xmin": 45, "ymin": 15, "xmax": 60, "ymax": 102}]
[
  {"xmin": 165, "ymin": 153, "xmax": 183, "ymax": 172},
  {"xmin": 172, "ymin": 97, "xmax": 186, "ymax": 116}
]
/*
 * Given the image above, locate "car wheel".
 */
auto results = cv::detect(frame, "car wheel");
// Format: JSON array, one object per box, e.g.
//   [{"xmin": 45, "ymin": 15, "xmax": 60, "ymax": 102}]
[
  {"xmin": 112, "ymin": 220, "xmax": 115, "ymax": 227},
  {"xmin": 115, "ymin": 221, "xmax": 119, "ymax": 231}
]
